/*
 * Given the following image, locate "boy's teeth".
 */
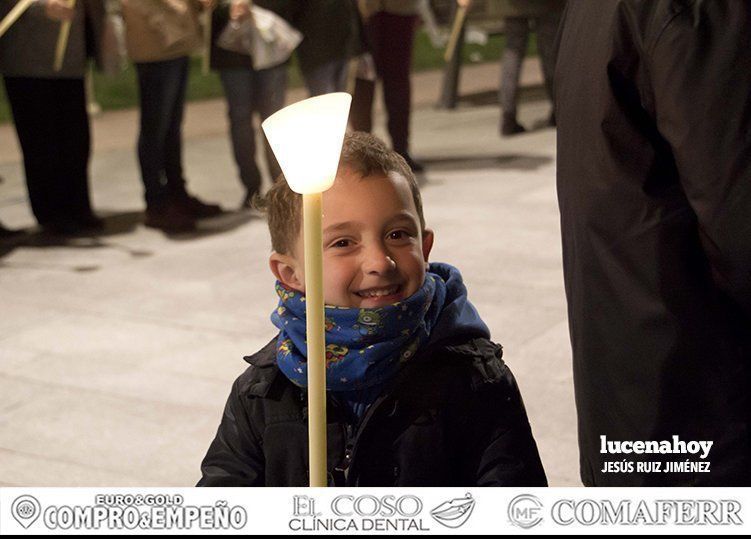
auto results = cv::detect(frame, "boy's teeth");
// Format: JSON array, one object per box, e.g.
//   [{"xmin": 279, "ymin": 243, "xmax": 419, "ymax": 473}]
[{"xmin": 361, "ymin": 286, "xmax": 397, "ymax": 297}]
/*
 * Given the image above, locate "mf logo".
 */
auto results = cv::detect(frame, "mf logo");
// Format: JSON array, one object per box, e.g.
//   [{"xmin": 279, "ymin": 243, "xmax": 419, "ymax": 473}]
[{"xmin": 508, "ymin": 494, "xmax": 543, "ymax": 529}]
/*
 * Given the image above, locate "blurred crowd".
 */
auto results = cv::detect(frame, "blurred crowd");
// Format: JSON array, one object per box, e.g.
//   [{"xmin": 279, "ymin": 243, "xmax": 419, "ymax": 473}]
[{"xmin": 0, "ymin": 0, "xmax": 561, "ymax": 234}]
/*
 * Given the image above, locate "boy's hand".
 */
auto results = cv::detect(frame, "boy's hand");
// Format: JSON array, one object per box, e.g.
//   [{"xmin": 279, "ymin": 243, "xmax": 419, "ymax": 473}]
[
  {"xmin": 44, "ymin": 0, "xmax": 75, "ymax": 22},
  {"xmin": 230, "ymin": 0, "xmax": 251, "ymax": 21},
  {"xmin": 456, "ymin": 0, "xmax": 472, "ymax": 7}
]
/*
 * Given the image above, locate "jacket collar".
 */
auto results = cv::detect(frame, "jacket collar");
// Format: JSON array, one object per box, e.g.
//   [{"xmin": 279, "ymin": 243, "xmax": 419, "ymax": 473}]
[
  {"xmin": 241, "ymin": 338, "xmax": 281, "ymax": 397},
  {"xmin": 239, "ymin": 335, "xmax": 503, "ymax": 398}
]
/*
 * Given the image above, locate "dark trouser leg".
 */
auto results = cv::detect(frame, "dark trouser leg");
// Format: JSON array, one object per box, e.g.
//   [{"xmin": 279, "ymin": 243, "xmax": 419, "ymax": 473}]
[
  {"xmin": 164, "ymin": 56, "xmax": 189, "ymax": 198},
  {"xmin": 220, "ymin": 68, "xmax": 262, "ymax": 193},
  {"xmin": 302, "ymin": 58, "xmax": 348, "ymax": 97},
  {"xmin": 253, "ymin": 64, "xmax": 287, "ymax": 183},
  {"xmin": 3, "ymin": 76, "xmax": 92, "ymax": 225},
  {"xmin": 58, "ymin": 78, "xmax": 93, "ymax": 218},
  {"xmin": 350, "ymin": 77, "xmax": 375, "ymax": 133},
  {"xmin": 533, "ymin": 13, "xmax": 562, "ymax": 109},
  {"xmin": 367, "ymin": 12, "xmax": 418, "ymax": 155},
  {"xmin": 499, "ymin": 17, "xmax": 530, "ymax": 118},
  {"xmin": 135, "ymin": 57, "xmax": 187, "ymax": 208},
  {"xmin": 4, "ymin": 76, "xmax": 58, "ymax": 225}
]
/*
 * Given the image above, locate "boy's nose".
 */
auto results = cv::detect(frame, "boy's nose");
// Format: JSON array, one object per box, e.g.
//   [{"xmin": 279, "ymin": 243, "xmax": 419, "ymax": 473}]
[{"xmin": 362, "ymin": 246, "xmax": 397, "ymax": 275}]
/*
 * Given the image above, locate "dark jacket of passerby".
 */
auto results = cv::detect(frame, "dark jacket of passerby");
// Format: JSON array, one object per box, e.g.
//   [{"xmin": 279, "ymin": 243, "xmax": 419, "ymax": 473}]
[
  {"xmin": 0, "ymin": 0, "xmax": 106, "ymax": 77},
  {"xmin": 555, "ymin": 0, "xmax": 751, "ymax": 486},
  {"xmin": 293, "ymin": 0, "xmax": 361, "ymax": 78},
  {"xmin": 359, "ymin": 0, "xmax": 420, "ymax": 18},
  {"xmin": 197, "ymin": 337, "xmax": 547, "ymax": 487},
  {"xmin": 496, "ymin": 0, "xmax": 563, "ymax": 17},
  {"xmin": 209, "ymin": 0, "xmax": 296, "ymax": 70}
]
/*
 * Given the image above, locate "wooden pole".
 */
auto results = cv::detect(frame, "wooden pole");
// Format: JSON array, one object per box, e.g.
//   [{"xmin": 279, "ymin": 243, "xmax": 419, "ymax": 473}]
[
  {"xmin": 303, "ymin": 192, "xmax": 327, "ymax": 487},
  {"xmin": 53, "ymin": 0, "xmax": 77, "ymax": 72},
  {"xmin": 443, "ymin": 5, "xmax": 468, "ymax": 63},
  {"xmin": 262, "ymin": 93, "xmax": 351, "ymax": 488},
  {"xmin": 0, "ymin": 0, "xmax": 36, "ymax": 39},
  {"xmin": 202, "ymin": 8, "xmax": 212, "ymax": 76}
]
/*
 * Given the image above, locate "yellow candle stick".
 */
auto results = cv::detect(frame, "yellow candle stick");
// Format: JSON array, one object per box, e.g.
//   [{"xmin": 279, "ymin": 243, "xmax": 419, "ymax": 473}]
[
  {"xmin": 262, "ymin": 93, "xmax": 352, "ymax": 487},
  {"xmin": 444, "ymin": 5, "xmax": 468, "ymax": 63},
  {"xmin": 202, "ymin": 8, "xmax": 212, "ymax": 76},
  {"xmin": 303, "ymin": 191, "xmax": 327, "ymax": 487},
  {"xmin": 0, "ymin": 0, "xmax": 36, "ymax": 39},
  {"xmin": 53, "ymin": 0, "xmax": 77, "ymax": 72}
]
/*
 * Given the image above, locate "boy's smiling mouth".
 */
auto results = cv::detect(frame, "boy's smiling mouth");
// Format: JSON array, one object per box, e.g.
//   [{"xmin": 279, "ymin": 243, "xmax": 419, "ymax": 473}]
[
  {"xmin": 354, "ymin": 284, "xmax": 404, "ymax": 306},
  {"xmin": 356, "ymin": 284, "xmax": 401, "ymax": 298}
]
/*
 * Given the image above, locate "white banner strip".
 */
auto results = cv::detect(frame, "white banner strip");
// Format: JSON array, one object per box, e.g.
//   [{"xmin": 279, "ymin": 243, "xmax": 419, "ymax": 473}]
[{"xmin": 1, "ymin": 487, "xmax": 749, "ymax": 535}]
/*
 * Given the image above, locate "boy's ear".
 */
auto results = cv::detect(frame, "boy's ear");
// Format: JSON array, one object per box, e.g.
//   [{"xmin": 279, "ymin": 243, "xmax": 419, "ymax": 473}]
[
  {"xmin": 421, "ymin": 228, "xmax": 434, "ymax": 267},
  {"xmin": 269, "ymin": 252, "xmax": 305, "ymax": 293}
]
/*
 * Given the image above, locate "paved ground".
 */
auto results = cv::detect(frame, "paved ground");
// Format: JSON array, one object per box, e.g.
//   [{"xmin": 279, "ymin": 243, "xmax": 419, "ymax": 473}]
[{"xmin": 0, "ymin": 59, "xmax": 580, "ymax": 486}]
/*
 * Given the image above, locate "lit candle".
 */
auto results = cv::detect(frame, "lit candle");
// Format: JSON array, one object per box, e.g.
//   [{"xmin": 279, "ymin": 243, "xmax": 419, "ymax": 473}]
[{"xmin": 262, "ymin": 93, "xmax": 352, "ymax": 487}]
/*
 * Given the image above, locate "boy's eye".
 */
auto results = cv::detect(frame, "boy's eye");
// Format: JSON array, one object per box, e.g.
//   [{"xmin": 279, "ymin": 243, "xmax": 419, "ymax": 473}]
[
  {"xmin": 331, "ymin": 239, "xmax": 352, "ymax": 248},
  {"xmin": 388, "ymin": 230, "xmax": 412, "ymax": 241}
]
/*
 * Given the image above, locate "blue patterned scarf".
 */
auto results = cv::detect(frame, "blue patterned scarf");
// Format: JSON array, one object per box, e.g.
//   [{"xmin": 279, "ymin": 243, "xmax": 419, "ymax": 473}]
[{"xmin": 270, "ymin": 262, "xmax": 489, "ymax": 394}]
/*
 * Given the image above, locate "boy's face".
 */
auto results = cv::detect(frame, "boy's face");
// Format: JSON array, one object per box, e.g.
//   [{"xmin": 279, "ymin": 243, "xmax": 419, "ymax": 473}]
[{"xmin": 270, "ymin": 167, "xmax": 434, "ymax": 308}]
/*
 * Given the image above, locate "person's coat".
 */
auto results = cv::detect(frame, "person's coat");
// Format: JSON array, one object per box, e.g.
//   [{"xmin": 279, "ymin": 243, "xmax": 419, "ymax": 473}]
[
  {"xmin": 120, "ymin": 0, "xmax": 202, "ymax": 63},
  {"xmin": 209, "ymin": 0, "xmax": 295, "ymax": 71},
  {"xmin": 0, "ymin": 0, "xmax": 106, "ymax": 78},
  {"xmin": 197, "ymin": 337, "xmax": 547, "ymax": 487},
  {"xmin": 555, "ymin": 0, "xmax": 751, "ymax": 486}
]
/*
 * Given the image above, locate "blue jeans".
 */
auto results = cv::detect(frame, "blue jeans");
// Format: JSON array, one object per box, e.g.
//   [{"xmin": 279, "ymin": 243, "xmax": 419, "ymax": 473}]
[
  {"xmin": 135, "ymin": 56, "xmax": 189, "ymax": 207},
  {"xmin": 302, "ymin": 58, "xmax": 348, "ymax": 96},
  {"xmin": 219, "ymin": 65, "xmax": 287, "ymax": 194},
  {"xmin": 499, "ymin": 15, "xmax": 559, "ymax": 117}
]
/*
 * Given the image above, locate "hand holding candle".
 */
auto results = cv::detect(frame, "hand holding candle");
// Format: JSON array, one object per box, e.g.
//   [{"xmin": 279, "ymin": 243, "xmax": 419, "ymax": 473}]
[
  {"xmin": 262, "ymin": 93, "xmax": 352, "ymax": 487},
  {"xmin": 230, "ymin": 0, "xmax": 251, "ymax": 21}
]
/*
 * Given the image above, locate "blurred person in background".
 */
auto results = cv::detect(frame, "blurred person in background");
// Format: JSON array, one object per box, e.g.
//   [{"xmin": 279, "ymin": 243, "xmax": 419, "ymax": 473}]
[
  {"xmin": 350, "ymin": 0, "xmax": 424, "ymax": 173},
  {"xmin": 496, "ymin": 0, "xmax": 562, "ymax": 136},
  {"xmin": 294, "ymin": 0, "xmax": 360, "ymax": 96},
  {"xmin": 121, "ymin": 0, "xmax": 222, "ymax": 232},
  {"xmin": 457, "ymin": 0, "xmax": 562, "ymax": 136},
  {"xmin": 0, "ymin": 0, "xmax": 105, "ymax": 235},
  {"xmin": 209, "ymin": 0, "xmax": 294, "ymax": 210}
]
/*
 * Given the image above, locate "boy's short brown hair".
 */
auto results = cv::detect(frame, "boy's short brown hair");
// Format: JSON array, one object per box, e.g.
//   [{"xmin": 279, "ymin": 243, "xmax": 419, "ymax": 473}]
[{"xmin": 258, "ymin": 131, "xmax": 425, "ymax": 255}]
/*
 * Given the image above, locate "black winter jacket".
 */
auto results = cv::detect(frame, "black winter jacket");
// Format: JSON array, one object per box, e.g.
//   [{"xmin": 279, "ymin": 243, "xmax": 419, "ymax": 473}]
[
  {"xmin": 556, "ymin": 0, "xmax": 751, "ymax": 486},
  {"xmin": 197, "ymin": 337, "xmax": 547, "ymax": 487}
]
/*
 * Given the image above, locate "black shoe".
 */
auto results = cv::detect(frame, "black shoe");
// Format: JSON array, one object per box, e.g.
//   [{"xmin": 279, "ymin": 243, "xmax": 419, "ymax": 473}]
[
  {"xmin": 144, "ymin": 202, "xmax": 196, "ymax": 232},
  {"xmin": 0, "ymin": 222, "xmax": 26, "ymax": 239},
  {"xmin": 398, "ymin": 152, "xmax": 425, "ymax": 173},
  {"xmin": 501, "ymin": 114, "xmax": 526, "ymax": 136},
  {"xmin": 40, "ymin": 220, "xmax": 84, "ymax": 236},
  {"xmin": 75, "ymin": 213, "xmax": 105, "ymax": 232},
  {"xmin": 172, "ymin": 191, "xmax": 223, "ymax": 219}
]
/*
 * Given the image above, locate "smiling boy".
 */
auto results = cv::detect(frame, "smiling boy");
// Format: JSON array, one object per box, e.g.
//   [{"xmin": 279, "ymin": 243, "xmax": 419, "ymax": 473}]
[{"xmin": 198, "ymin": 132, "xmax": 546, "ymax": 487}]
